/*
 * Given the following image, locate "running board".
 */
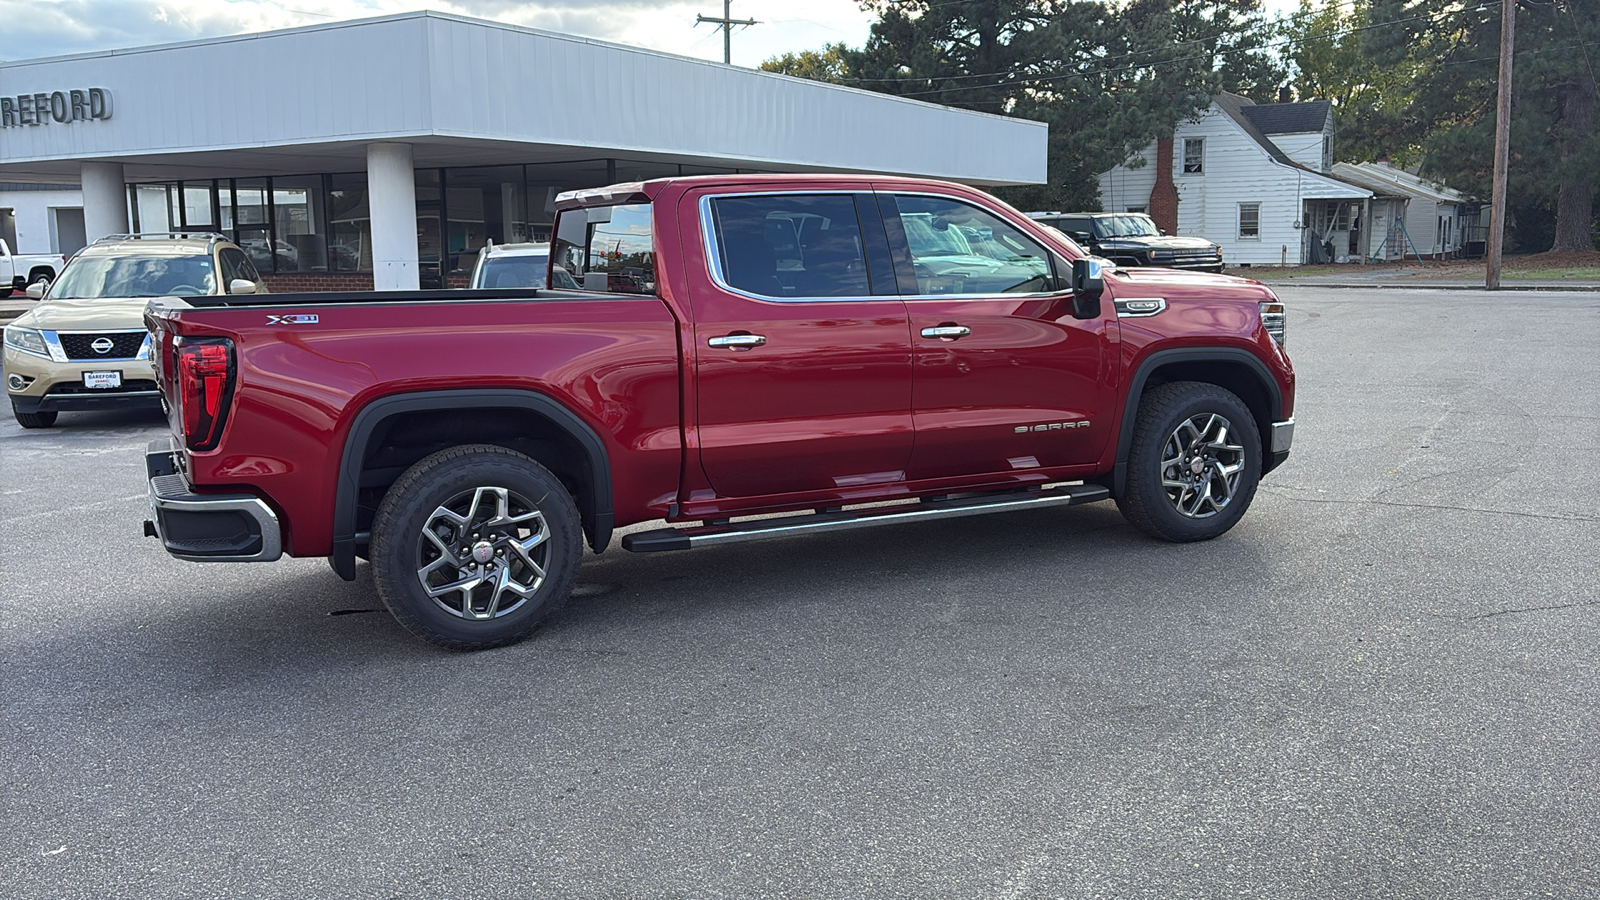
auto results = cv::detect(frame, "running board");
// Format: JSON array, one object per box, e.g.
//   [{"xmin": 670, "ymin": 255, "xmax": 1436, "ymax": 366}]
[{"xmin": 622, "ymin": 483, "xmax": 1111, "ymax": 552}]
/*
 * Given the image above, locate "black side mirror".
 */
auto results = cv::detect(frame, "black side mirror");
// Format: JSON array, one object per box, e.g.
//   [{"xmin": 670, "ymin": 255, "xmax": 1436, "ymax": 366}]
[
  {"xmin": 1070, "ymin": 257, "xmax": 1105, "ymax": 320},
  {"xmin": 1072, "ymin": 231, "xmax": 1093, "ymax": 244}
]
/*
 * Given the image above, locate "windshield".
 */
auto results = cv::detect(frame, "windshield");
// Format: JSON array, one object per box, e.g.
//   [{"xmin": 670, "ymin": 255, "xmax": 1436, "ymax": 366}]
[
  {"xmin": 49, "ymin": 255, "xmax": 217, "ymax": 299},
  {"xmin": 1094, "ymin": 215, "xmax": 1160, "ymax": 239}
]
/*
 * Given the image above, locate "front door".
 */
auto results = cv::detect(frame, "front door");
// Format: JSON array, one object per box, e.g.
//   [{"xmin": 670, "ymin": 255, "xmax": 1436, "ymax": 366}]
[
  {"xmin": 879, "ymin": 191, "xmax": 1115, "ymax": 481},
  {"xmin": 685, "ymin": 188, "xmax": 914, "ymax": 499}
]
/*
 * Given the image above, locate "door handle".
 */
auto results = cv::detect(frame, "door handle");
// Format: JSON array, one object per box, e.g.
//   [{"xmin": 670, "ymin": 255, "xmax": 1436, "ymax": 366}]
[
  {"xmin": 920, "ymin": 325, "xmax": 971, "ymax": 340},
  {"xmin": 708, "ymin": 334, "xmax": 767, "ymax": 349}
]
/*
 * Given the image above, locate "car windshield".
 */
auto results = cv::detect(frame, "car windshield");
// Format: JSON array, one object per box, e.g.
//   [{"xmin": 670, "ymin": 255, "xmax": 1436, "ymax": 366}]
[
  {"xmin": 1094, "ymin": 216, "xmax": 1161, "ymax": 239},
  {"xmin": 478, "ymin": 255, "xmax": 550, "ymax": 289},
  {"xmin": 48, "ymin": 255, "xmax": 217, "ymax": 299}
]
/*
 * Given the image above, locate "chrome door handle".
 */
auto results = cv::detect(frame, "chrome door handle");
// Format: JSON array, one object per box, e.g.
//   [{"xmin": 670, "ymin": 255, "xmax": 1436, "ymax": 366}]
[
  {"xmin": 708, "ymin": 334, "xmax": 767, "ymax": 349},
  {"xmin": 920, "ymin": 325, "xmax": 971, "ymax": 340}
]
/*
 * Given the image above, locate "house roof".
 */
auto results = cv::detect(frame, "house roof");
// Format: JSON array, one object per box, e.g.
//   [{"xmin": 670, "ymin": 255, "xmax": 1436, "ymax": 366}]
[
  {"xmin": 1331, "ymin": 162, "xmax": 1474, "ymax": 205},
  {"xmin": 1209, "ymin": 93, "xmax": 1367, "ymax": 200},
  {"xmin": 1239, "ymin": 100, "xmax": 1332, "ymax": 135}
]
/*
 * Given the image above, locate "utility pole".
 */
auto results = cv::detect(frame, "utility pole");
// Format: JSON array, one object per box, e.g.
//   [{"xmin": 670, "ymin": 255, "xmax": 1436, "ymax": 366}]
[
  {"xmin": 696, "ymin": 0, "xmax": 757, "ymax": 65},
  {"xmin": 1487, "ymin": 0, "xmax": 1516, "ymax": 289}
]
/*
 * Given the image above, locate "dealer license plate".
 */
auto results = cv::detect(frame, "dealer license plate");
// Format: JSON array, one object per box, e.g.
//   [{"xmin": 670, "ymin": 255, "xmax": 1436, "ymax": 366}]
[{"xmin": 83, "ymin": 370, "xmax": 122, "ymax": 390}]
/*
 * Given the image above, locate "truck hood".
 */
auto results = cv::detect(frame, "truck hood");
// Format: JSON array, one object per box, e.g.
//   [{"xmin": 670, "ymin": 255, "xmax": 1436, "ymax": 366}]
[
  {"xmin": 8, "ymin": 297, "xmax": 151, "ymax": 332},
  {"xmin": 1108, "ymin": 266, "xmax": 1277, "ymax": 300},
  {"xmin": 1095, "ymin": 235, "xmax": 1219, "ymax": 252}
]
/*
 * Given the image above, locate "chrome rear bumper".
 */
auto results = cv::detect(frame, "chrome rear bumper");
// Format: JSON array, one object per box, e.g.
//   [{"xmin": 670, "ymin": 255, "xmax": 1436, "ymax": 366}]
[{"xmin": 144, "ymin": 440, "xmax": 282, "ymax": 563}]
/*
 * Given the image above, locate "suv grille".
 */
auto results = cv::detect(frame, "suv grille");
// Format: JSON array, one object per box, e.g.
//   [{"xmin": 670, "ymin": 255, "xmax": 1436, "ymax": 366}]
[{"xmin": 59, "ymin": 331, "xmax": 147, "ymax": 360}]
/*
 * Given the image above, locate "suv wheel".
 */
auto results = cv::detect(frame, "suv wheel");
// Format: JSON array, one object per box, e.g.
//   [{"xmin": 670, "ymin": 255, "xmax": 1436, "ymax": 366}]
[
  {"xmin": 12, "ymin": 403, "xmax": 58, "ymax": 429},
  {"xmin": 1116, "ymin": 381, "xmax": 1261, "ymax": 542},
  {"xmin": 369, "ymin": 444, "xmax": 583, "ymax": 651}
]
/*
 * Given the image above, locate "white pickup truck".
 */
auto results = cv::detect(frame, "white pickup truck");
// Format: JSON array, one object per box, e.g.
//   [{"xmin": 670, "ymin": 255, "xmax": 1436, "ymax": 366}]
[{"xmin": 1, "ymin": 239, "xmax": 65, "ymax": 293}]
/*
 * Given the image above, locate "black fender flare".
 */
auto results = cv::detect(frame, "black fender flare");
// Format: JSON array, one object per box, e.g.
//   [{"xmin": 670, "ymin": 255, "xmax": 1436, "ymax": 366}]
[
  {"xmin": 1111, "ymin": 348, "xmax": 1284, "ymax": 498},
  {"xmin": 329, "ymin": 389, "xmax": 613, "ymax": 580}
]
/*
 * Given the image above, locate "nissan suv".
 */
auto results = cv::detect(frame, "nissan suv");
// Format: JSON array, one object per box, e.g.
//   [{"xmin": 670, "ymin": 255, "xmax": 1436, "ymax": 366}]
[
  {"xmin": 3, "ymin": 232, "xmax": 266, "ymax": 428},
  {"xmin": 1028, "ymin": 212, "xmax": 1224, "ymax": 273}
]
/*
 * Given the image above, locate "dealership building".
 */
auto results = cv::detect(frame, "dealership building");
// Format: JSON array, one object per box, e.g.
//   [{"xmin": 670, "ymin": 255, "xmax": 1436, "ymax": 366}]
[{"xmin": 0, "ymin": 12, "xmax": 1046, "ymax": 291}]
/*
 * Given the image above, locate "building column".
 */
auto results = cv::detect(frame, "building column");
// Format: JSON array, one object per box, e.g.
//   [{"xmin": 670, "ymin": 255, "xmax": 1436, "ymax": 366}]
[
  {"xmin": 81, "ymin": 161, "xmax": 129, "ymax": 242},
  {"xmin": 367, "ymin": 142, "xmax": 419, "ymax": 291}
]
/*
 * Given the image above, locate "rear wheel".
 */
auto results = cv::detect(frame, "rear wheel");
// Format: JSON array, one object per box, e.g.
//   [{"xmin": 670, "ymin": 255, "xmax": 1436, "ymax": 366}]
[
  {"xmin": 12, "ymin": 403, "xmax": 57, "ymax": 429},
  {"xmin": 369, "ymin": 444, "xmax": 583, "ymax": 651},
  {"xmin": 1116, "ymin": 381, "xmax": 1261, "ymax": 542}
]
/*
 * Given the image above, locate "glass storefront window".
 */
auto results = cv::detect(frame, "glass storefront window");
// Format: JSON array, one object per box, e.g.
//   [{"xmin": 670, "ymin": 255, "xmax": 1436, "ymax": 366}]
[
  {"xmin": 443, "ymin": 166, "xmax": 527, "ymax": 278},
  {"xmin": 327, "ymin": 173, "xmax": 370, "ymax": 272},
  {"xmin": 133, "ymin": 184, "xmax": 175, "ymax": 234},
  {"xmin": 273, "ymin": 176, "xmax": 325, "ymax": 272},
  {"xmin": 416, "ymin": 169, "xmax": 443, "ymax": 288},
  {"xmin": 182, "ymin": 183, "xmax": 215, "ymax": 230},
  {"xmin": 233, "ymin": 179, "xmax": 273, "ymax": 272},
  {"xmin": 526, "ymin": 160, "xmax": 609, "ymax": 244}
]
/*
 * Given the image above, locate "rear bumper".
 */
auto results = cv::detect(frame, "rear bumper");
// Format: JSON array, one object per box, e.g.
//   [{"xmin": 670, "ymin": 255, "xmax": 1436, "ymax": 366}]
[{"xmin": 144, "ymin": 440, "xmax": 282, "ymax": 563}]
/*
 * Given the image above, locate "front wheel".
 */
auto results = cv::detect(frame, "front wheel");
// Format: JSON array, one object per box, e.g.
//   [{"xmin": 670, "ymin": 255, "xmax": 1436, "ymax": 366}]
[
  {"xmin": 1116, "ymin": 381, "xmax": 1262, "ymax": 542},
  {"xmin": 12, "ymin": 402, "xmax": 57, "ymax": 429},
  {"xmin": 369, "ymin": 444, "xmax": 583, "ymax": 651}
]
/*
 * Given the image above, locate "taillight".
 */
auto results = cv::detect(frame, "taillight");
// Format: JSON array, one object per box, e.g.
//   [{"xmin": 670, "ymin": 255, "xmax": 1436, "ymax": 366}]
[{"xmin": 177, "ymin": 337, "xmax": 236, "ymax": 450}]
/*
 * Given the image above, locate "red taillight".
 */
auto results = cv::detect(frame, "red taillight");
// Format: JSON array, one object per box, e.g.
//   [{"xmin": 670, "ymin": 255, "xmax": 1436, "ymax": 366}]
[{"xmin": 177, "ymin": 337, "xmax": 235, "ymax": 451}]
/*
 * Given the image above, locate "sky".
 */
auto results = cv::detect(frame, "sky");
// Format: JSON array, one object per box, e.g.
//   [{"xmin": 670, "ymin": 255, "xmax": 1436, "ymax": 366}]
[{"xmin": 0, "ymin": 0, "xmax": 1303, "ymax": 70}]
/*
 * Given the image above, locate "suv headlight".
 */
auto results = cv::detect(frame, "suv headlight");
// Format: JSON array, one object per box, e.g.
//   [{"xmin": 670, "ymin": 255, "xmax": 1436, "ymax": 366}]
[{"xmin": 2, "ymin": 326, "xmax": 50, "ymax": 359}]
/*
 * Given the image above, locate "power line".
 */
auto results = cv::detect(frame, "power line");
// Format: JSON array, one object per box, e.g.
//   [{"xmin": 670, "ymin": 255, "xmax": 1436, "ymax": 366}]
[{"xmin": 695, "ymin": 0, "xmax": 758, "ymax": 65}]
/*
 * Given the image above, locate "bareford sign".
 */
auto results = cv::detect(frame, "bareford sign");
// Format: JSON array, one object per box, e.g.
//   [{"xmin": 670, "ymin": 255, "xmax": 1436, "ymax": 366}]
[{"xmin": 1, "ymin": 88, "xmax": 112, "ymax": 127}]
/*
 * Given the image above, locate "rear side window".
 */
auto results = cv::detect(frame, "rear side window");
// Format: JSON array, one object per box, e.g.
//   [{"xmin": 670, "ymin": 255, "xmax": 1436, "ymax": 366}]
[
  {"xmin": 551, "ymin": 203, "xmax": 655, "ymax": 294},
  {"xmin": 708, "ymin": 194, "xmax": 872, "ymax": 299},
  {"xmin": 218, "ymin": 248, "xmax": 260, "ymax": 292}
]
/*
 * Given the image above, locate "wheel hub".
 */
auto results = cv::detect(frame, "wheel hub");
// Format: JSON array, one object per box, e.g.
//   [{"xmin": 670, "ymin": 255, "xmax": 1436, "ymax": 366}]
[
  {"xmin": 1161, "ymin": 413, "xmax": 1246, "ymax": 519},
  {"xmin": 471, "ymin": 540, "xmax": 495, "ymax": 564},
  {"xmin": 414, "ymin": 485, "xmax": 551, "ymax": 620}
]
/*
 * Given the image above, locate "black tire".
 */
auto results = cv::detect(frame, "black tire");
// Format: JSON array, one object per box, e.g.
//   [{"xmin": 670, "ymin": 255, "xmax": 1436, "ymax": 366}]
[
  {"xmin": 13, "ymin": 405, "xmax": 58, "ymax": 429},
  {"xmin": 1116, "ymin": 381, "xmax": 1261, "ymax": 542},
  {"xmin": 369, "ymin": 444, "xmax": 583, "ymax": 651},
  {"xmin": 27, "ymin": 268, "xmax": 53, "ymax": 289}
]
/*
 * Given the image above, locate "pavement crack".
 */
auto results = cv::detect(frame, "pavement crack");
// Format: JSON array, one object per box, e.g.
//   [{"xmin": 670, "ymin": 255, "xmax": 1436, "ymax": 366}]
[
  {"xmin": 1450, "ymin": 600, "xmax": 1600, "ymax": 621},
  {"xmin": 1260, "ymin": 489, "xmax": 1599, "ymax": 524}
]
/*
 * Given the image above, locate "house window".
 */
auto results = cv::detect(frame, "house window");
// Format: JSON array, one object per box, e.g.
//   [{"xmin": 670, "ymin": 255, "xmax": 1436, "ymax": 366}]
[
  {"xmin": 1183, "ymin": 138, "xmax": 1204, "ymax": 174},
  {"xmin": 1239, "ymin": 203, "xmax": 1261, "ymax": 240},
  {"xmin": 1126, "ymin": 205, "xmax": 1147, "ymax": 213}
]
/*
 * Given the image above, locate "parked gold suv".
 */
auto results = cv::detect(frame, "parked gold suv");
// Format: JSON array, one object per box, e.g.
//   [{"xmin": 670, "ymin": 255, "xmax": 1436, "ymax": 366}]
[{"xmin": 3, "ymin": 233, "xmax": 266, "ymax": 428}]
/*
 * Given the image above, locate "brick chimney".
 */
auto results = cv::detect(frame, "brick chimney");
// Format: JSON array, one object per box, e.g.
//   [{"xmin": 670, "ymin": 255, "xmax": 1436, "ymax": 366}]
[{"xmin": 1148, "ymin": 137, "xmax": 1179, "ymax": 234}]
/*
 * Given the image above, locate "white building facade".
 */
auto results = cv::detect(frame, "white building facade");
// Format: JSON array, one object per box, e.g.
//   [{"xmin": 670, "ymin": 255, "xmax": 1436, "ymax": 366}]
[
  {"xmin": 1100, "ymin": 94, "xmax": 1372, "ymax": 266},
  {"xmin": 0, "ymin": 12, "xmax": 1047, "ymax": 290}
]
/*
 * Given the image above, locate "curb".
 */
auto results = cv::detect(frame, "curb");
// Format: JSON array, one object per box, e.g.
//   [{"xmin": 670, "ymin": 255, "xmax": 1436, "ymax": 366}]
[{"xmin": 1250, "ymin": 282, "xmax": 1600, "ymax": 292}]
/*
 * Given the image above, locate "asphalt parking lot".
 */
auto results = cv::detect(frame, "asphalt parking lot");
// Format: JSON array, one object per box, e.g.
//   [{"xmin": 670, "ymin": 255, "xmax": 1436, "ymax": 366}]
[{"xmin": 3, "ymin": 286, "xmax": 1597, "ymax": 898}]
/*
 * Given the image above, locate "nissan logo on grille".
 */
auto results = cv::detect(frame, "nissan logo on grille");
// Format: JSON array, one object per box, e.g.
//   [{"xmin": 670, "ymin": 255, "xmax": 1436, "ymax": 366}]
[{"xmin": 91, "ymin": 338, "xmax": 115, "ymax": 354}]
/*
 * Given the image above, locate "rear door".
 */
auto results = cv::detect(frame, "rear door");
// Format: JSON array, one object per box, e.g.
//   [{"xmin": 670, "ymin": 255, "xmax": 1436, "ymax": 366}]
[
  {"xmin": 683, "ymin": 187, "xmax": 913, "ymax": 499},
  {"xmin": 880, "ymin": 190, "xmax": 1115, "ymax": 481}
]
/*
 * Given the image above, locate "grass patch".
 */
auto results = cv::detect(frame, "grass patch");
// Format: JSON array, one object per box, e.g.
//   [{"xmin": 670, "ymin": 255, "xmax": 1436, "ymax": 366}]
[{"xmin": 1503, "ymin": 267, "xmax": 1600, "ymax": 280}]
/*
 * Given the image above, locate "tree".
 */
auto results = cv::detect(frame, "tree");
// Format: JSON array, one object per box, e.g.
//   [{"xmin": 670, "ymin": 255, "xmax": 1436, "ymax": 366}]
[
  {"xmin": 763, "ymin": 0, "xmax": 1285, "ymax": 211},
  {"xmin": 1277, "ymin": 0, "xmax": 1427, "ymax": 165},
  {"xmin": 1398, "ymin": 0, "xmax": 1599, "ymax": 252},
  {"xmin": 759, "ymin": 43, "xmax": 852, "ymax": 83}
]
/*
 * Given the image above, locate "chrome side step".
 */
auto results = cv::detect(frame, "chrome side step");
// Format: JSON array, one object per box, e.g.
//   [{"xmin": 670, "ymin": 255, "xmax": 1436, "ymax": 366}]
[{"xmin": 622, "ymin": 483, "xmax": 1111, "ymax": 553}]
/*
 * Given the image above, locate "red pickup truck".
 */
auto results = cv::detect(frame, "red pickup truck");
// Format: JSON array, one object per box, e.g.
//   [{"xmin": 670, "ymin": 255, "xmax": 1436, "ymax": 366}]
[{"xmin": 142, "ymin": 174, "xmax": 1295, "ymax": 650}]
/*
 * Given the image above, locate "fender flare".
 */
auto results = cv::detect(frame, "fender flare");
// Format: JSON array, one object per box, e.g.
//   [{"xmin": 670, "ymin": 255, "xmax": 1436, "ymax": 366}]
[
  {"xmin": 1111, "ymin": 348, "xmax": 1284, "ymax": 497},
  {"xmin": 329, "ymin": 389, "xmax": 613, "ymax": 580}
]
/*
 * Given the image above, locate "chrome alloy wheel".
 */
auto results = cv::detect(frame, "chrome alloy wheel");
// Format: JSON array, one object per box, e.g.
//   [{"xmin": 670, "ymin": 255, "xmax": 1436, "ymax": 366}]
[
  {"xmin": 1159, "ymin": 413, "xmax": 1246, "ymax": 519},
  {"xmin": 415, "ymin": 486, "xmax": 550, "ymax": 620}
]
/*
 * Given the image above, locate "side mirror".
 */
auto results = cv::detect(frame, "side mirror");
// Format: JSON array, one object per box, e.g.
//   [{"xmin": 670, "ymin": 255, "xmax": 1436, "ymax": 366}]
[
  {"xmin": 25, "ymin": 280, "xmax": 47, "ymax": 300},
  {"xmin": 1070, "ymin": 257, "xmax": 1105, "ymax": 320},
  {"xmin": 229, "ymin": 278, "xmax": 258, "ymax": 295}
]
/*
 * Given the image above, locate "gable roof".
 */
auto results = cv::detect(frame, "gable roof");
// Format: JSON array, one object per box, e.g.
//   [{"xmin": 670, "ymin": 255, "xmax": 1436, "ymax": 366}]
[
  {"xmin": 1239, "ymin": 100, "xmax": 1332, "ymax": 135},
  {"xmin": 1206, "ymin": 93, "xmax": 1369, "ymax": 200},
  {"xmin": 1212, "ymin": 93, "xmax": 1294, "ymax": 166}
]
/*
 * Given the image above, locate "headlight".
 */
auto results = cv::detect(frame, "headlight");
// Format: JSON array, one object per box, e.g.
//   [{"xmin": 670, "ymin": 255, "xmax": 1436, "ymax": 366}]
[
  {"xmin": 1260, "ymin": 301, "xmax": 1287, "ymax": 347},
  {"xmin": 2, "ymin": 326, "xmax": 50, "ymax": 358}
]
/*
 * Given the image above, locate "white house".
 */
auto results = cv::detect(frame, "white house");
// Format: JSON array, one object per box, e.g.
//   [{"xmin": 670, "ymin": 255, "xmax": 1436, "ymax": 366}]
[
  {"xmin": 1330, "ymin": 162, "xmax": 1483, "ymax": 261},
  {"xmin": 1100, "ymin": 93, "xmax": 1373, "ymax": 266}
]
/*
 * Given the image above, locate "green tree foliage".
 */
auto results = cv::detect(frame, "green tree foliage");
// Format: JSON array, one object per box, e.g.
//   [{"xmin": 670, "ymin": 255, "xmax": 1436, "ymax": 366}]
[
  {"xmin": 1374, "ymin": 0, "xmax": 1599, "ymax": 252},
  {"xmin": 759, "ymin": 42, "xmax": 852, "ymax": 83},
  {"xmin": 1278, "ymin": 0, "xmax": 1426, "ymax": 165},
  {"xmin": 761, "ymin": 0, "xmax": 1284, "ymax": 211}
]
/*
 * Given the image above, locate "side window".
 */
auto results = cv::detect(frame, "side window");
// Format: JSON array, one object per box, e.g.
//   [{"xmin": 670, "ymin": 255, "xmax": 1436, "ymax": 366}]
[
  {"xmin": 551, "ymin": 202, "xmax": 656, "ymax": 294},
  {"xmin": 1183, "ymin": 138, "xmax": 1205, "ymax": 175},
  {"xmin": 890, "ymin": 194, "xmax": 1056, "ymax": 296},
  {"xmin": 1238, "ymin": 203, "xmax": 1261, "ymax": 240},
  {"xmin": 709, "ymin": 194, "xmax": 871, "ymax": 299},
  {"xmin": 218, "ymin": 248, "xmax": 258, "ymax": 291}
]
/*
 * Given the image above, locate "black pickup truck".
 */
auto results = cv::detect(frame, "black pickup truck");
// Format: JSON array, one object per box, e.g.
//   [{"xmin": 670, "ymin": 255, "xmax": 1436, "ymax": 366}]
[{"xmin": 1029, "ymin": 212, "xmax": 1224, "ymax": 273}]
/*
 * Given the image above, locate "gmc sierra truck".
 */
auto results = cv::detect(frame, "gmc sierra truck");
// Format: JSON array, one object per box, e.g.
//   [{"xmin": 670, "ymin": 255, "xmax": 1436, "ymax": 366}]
[{"xmin": 140, "ymin": 174, "xmax": 1295, "ymax": 650}]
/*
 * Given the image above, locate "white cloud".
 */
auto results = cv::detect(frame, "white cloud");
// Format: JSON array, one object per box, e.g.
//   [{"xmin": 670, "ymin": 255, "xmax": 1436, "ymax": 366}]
[{"xmin": 0, "ymin": 0, "xmax": 874, "ymax": 68}]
